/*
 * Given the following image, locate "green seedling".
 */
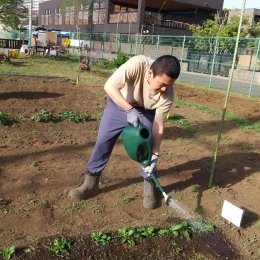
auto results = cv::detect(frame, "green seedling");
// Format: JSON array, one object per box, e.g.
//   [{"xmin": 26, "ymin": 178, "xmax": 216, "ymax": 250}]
[
  {"xmin": 90, "ymin": 232, "xmax": 111, "ymax": 245},
  {"xmin": 0, "ymin": 112, "xmax": 13, "ymax": 125},
  {"xmin": 80, "ymin": 112, "xmax": 90, "ymax": 121},
  {"xmin": 137, "ymin": 227, "xmax": 157, "ymax": 238},
  {"xmin": 173, "ymin": 246, "xmax": 184, "ymax": 256},
  {"xmin": 1, "ymin": 245, "xmax": 15, "ymax": 260},
  {"xmin": 191, "ymin": 221, "xmax": 215, "ymax": 233},
  {"xmin": 118, "ymin": 227, "xmax": 141, "ymax": 246},
  {"xmin": 58, "ymin": 111, "xmax": 81, "ymax": 122},
  {"xmin": 31, "ymin": 110, "xmax": 55, "ymax": 122},
  {"xmin": 49, "ymin": 237, "xmax": 71, "ymax": 256},
  {"xmin": 158, "ymin": 228, "xmax": 171, "ymax": 236},
  {"xmin": 169, "ymin": 221, "xmax": 191, "ymax": 239}
]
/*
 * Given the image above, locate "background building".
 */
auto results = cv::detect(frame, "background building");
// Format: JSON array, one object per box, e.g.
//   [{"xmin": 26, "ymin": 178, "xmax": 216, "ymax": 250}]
[
  {"xmin": 23, "ymin": 0, "xmax": 44, "ymax": 18},
  {"xmin": 39, "ymin": 0, "xmax": 224, "ymax": 35},
  {"xmin": 228, "ymin": 8, "xmax": 260, "ymax": 25}
]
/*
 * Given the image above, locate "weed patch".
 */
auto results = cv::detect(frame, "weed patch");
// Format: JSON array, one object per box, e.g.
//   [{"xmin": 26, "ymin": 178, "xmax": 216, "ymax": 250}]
[
  {"xmin": 167, "ymin": 113, "xmax": 197, "ymax": 134},
  {"xmin": 0, "ymin": 112, "xmax": 13, "ymax": 125}
]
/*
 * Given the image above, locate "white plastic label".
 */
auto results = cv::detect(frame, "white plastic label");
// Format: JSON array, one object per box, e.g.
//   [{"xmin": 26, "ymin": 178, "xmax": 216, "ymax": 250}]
[{"xmin": 221, "ymin": 200, "xmax": 244, "ymax": 227}]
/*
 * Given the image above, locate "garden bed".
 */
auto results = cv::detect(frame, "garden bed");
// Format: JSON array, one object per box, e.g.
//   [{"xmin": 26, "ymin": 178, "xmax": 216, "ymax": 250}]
[{"xmin": 0, "ymin": 74, "xmax": 259, "ymax": 259}]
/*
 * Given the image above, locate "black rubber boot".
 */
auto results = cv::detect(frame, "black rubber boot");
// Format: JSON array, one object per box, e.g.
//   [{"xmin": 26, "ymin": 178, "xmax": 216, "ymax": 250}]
[
  {"xmin": 143, "ymin": 179, "xmax": 157, "ymax": 209},
  {"xmin": 68, "ymin": 175, "xmax": 100, "ymax": 200}
]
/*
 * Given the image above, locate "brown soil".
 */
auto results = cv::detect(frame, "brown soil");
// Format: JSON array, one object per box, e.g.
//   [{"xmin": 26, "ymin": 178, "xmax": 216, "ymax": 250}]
[{"xmin": 0, "ymin": 75, "xmax": 259, "ymax": 259}]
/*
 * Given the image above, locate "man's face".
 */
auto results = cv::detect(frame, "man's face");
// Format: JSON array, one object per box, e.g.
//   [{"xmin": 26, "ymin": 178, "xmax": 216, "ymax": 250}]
[{"xmin": 148, "ymin": 70, "xmax": 175, "ymax": 93}]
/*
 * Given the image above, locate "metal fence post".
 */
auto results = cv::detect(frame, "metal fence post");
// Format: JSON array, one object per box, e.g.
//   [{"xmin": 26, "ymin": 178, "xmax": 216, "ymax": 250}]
[
  {"xmin": 209, "ymin": 36, "xmax": 219, "ymax": 88},
  {"xmin": 134, "ymin": 34, "xmax": 138, "ymax": 55},
  {"xmin": 248, "ymin": 37, "xmax": 260, "ymax": 96},
  {"xmin": 155, "ymin": 35, "xmax": 160, "ymax": 58},
  {"xmin": 178, "ymin": 36, "xmax": 186, "ymax": 81}
]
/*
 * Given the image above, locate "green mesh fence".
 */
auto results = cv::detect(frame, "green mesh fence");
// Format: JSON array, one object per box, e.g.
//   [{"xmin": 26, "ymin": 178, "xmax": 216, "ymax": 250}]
[{"xmin": 1, "ymin": 30, "xmax": 260, "ymax": 96}]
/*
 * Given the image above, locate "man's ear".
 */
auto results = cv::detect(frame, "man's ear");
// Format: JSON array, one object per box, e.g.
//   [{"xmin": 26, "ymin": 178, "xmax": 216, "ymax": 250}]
[{"xmin": 147, "ymin": 69, "xmax": 154, "ymax": 78}]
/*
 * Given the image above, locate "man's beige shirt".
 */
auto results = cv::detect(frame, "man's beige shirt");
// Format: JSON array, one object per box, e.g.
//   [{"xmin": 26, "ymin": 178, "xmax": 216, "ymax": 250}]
[{"xmin": 104, "ymin": 55, "xmax": 174, "ymax": 121}]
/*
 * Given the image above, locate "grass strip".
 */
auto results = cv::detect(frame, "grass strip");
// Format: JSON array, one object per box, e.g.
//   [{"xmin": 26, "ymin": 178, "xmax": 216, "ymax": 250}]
[{"xmin": 175, "ymin": 96, "xmax": 259, "ymax": 132}]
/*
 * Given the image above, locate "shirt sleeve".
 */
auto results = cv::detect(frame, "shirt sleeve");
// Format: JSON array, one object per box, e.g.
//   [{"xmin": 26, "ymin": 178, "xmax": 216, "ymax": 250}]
[
  {"xmin": 155, "ymin": 98, "xmax": 173, "ymax": 122},
  {"xmin": 104, "ymin": 58, "xmax": 140, "ymax": 90}
]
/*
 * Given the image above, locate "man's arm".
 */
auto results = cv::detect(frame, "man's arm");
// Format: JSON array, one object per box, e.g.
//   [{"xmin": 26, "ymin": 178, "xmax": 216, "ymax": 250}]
[
  {"xmin": 104, "ymin": 84, "xmax": 132, "ymax": 111},
  {"xmin": 152, "ymin": 119, "xmax": 164, "ymax": 155}
]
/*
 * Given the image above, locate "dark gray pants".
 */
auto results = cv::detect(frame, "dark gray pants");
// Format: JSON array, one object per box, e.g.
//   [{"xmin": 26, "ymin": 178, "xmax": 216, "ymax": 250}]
[{"xmin": 87, "ymin": 97, "xmax": 155, "ymax": 176}]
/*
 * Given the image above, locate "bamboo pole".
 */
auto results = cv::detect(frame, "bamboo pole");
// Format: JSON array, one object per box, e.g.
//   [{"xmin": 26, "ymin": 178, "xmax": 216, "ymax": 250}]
[{"xmin": 208, "ymin": 0, "xmax": 247, "ymax": 188}]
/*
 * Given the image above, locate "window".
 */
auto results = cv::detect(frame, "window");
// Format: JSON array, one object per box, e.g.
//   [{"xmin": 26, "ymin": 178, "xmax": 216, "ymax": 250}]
[
  {"xmin": 92, "ymin": 1, "xmax": 106, "ymax": 24},
  {"xmin": 44, "ymin": 9, "xmax": 51, "ymax": 25},
  {"xmin": 109, "ymin": 4, "xmax": 137, "ymax": 23},
  {"xmin": 41, "ymin": 14, "xmax": 44, "ymax": 25},
  {"xmin": 78, "ymin": 5, "xmax": 89, "ymax": 25},
  {"xmin": 254, "ymin": 15, "xmax": 260, "ymax": 23},
  {"xmin": 54, "ymin": 8, "xmax": 62, "ymax": 25},
  {"xmin": 65, "ymin": 6, "xmax": 75, "ymax": 25}
]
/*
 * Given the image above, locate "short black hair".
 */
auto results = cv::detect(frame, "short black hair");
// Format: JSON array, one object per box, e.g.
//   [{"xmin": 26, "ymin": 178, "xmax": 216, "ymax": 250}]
[{"xmin": 150, "ymin": 55, "xmax": 180, "ymax": 79}]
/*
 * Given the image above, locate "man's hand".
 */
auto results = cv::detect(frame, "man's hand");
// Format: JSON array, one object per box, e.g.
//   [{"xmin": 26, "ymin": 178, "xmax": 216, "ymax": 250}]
[
  {"xmin": 140, "ymin": 153, "xmax": 159, "ymax": 178},
  {"xmin": 126, "ymin": 108, "xmax": 141, "ymax": 127}
]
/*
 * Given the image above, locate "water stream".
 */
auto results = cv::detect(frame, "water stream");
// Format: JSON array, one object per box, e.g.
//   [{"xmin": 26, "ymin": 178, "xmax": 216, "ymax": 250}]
[{"xmin": 167, "ymin": 198, "xmax": 195, "ymax": 224}]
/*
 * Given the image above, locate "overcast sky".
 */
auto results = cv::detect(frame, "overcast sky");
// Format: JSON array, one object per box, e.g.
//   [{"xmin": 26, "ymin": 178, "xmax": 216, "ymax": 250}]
[{"xmin": 223, "ymin": 0, "xmax": 260, "ymax": 9}]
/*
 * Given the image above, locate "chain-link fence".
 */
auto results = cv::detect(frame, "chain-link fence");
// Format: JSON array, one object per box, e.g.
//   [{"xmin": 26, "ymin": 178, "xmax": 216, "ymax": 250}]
[
  {"xmin": 76, "ymin": 33, "xmax": 260, "ymax": 97},
  {"xmin": 1, "ymin": 30, "xmax": 260, "ymax": 96}
]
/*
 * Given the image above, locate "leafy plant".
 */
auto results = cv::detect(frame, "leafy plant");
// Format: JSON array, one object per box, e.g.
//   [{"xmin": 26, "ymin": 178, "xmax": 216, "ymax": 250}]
[
  {"xmin": 31, "ymin": 110, "xmax": 55, "ymax": 123},
  {"xmin": 137, "ymin": 227, "xmax": 157, "ymax": 238},
  {"xmin": 58, "ymin": 111, "xmax": 81, "ymax": 122},
  {"xmin": 49, "ymin": 237, "xmax": 71, "ymax": 255},
  {"xmin": 90, "ymin": 232, "xmax": 111, "ymax": 245},
  {"xmin": 113, "ymin": 53, "xmax": 129, "ymax": 68},
  {"xmin": 0, "ymin": 112, "xmax": 13, "ymax": 125},
  {"xmin": 97, "ymin": 53, "xmax": 129, "ymax": 69},
  {"xmin": 158, "ymin": 228, "xmax": 171, "ymax": 236},
  {"xmin": 80, "ymin": 112, "xmax": 90, "ymax": 121},
  {"xmin": 168, "ymin": 221, "xmax": 191, "ymax": 239},
  {"xmin": 1, "ymin": 245, "xmax": 15, "ymax": 260},
  {"xmin": 118, "ymin": 227, "xmax": 141, "ymax": 246},
  {"xmin": 191, "ymin": 221, "xmax": 215, "ymax": 233}
]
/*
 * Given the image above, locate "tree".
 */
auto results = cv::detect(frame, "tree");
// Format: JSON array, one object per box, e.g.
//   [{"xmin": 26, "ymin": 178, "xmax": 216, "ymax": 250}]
[
  {"xmin": 249, "ymin": 22, "xmax": 260, "ymax": 37},
  {"xmin": 0, "ymin": 0, "xmax": 28, "ymax": 29},
  {"xmin": 189, "ymin": 11, "xmax": 251, "ymax": 54},
  {"xmin": 61, "ymin": 0, "xmax": 91, "ymax": 39},
  {"xmin": 190, "ymin": 11, "xmax": 250, "ymax": 38}
]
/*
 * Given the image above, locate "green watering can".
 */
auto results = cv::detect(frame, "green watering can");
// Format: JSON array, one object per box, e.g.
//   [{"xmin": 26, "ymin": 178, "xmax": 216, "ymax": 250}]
[
  {"xmin": 122, "ymin": 123, "xmax": 152, "ymax": 167},
  {"xmin": 122, "ymin": 123, "xmax": 171, "ymax": 204}
]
